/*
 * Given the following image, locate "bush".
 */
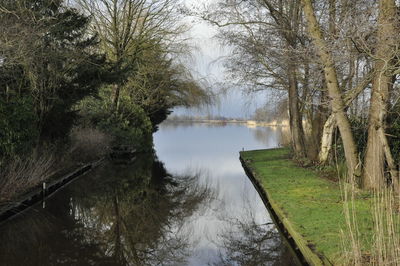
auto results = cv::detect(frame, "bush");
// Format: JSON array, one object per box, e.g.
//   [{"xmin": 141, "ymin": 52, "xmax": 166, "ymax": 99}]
[
  {"xmin": 0, "ymin": 151, "xmax": 56, "ymax": 203},
  {"xmin": 76, "ymin": 91, "xmax": 153, "ymax": 151},
  {"xmin": 69, "ymin": 127, "xmax": 112, "ymax": 163},
  {"xmin": 330, "ymin": 116, "xmax": 368, "ymax": 164},
  {"xmin": 0, "ymin": 97, "xmax": 39, "ymax": 158}
]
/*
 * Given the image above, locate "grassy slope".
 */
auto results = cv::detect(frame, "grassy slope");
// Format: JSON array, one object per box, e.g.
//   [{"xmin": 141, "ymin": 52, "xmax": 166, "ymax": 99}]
[{"xmin": 240, "ymin": 148, "xmax": 373, "ymax": 265}]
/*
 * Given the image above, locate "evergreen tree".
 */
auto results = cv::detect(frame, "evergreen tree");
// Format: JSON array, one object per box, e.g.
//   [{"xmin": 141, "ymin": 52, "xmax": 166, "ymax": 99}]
[{"xmin": 0, "ymin": 0, "xmax": 106, "ymax": 156}]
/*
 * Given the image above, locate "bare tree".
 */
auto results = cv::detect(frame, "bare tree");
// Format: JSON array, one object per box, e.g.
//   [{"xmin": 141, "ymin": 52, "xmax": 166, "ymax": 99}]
[
  {"xmin": 363, "ymin": 0, "xmax": 400, "ymax": 189},
  {"xmin": 301, "ymin": 0, "xmax": 363, "ymax": 183},
  {"xmin": 201, "ymin": 0, "xmax": 310, "ymax": 158},
  {"xmin": 77, "ymin": 0, "xmax": 188, "ymax": 111}
]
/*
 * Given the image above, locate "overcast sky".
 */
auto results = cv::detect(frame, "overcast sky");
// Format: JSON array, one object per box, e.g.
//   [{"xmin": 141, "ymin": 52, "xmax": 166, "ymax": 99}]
[{"xmin": 173, "ymin": 0, "xmax": 269, "ymax": 119}]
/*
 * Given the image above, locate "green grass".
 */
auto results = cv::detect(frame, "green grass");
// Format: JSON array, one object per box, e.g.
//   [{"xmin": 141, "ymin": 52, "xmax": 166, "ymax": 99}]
[{"xmin": 240, "ymin": 148, "xmax": 373, "ymax": 265}]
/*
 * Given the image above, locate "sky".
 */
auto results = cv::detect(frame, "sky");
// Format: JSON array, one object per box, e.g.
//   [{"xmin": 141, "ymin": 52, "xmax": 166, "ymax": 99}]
[{"xmin": 173, "ymin": 0, "xmax": 270, "ymax": 119}]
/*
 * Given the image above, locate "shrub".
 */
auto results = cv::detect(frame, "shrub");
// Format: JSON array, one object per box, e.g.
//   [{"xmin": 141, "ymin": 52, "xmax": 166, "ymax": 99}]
[
  {"xmin": 69, "ymin": 127, "xmax": 112, "ymax": 163},
  {"xmin": 0, "ymin": 97, "xmax": 39, "ymax": 158},
  {"xmin": 0, "ymin": 152, "xmax": 56, "ymax": 204},
  {"xmin": 76, "ymin": 91, "xmax": 153, "ymax": 151}
]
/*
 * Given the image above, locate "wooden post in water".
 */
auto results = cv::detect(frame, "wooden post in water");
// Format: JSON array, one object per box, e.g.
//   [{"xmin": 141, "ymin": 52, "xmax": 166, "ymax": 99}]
[{"xmin": 42, "ymin": 182, "xmax": 46, "ymax": 209}]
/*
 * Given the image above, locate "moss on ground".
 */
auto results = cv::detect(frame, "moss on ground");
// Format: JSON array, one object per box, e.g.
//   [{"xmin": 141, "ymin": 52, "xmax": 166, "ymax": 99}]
[{"xmin": 240, "ymin": 148, "xmax": 373, "ymax": 265}]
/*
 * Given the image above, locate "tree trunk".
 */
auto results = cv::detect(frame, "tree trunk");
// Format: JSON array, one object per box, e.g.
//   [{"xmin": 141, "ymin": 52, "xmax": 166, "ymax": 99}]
[
  {"xmin": 363, "ymin": 0, "xmax": 398, "ymax": 189},
  {"xmin": 301, "ymin": 0, "xmax": 361, "ymax": 183},
  {"xmin": 112, "ymin": 83, "xmax": 120, "ymax": 113},
  {"xmin": 304, "ymin": 62, "xmax": 324, "ymax": 161},
  {"xmin": 309, "ymin": 105, "xmax": 324, "ymax": 161},
  {"xmin": 319, "ymin": 71, "xmax": 373, "ymax": 164},
  {"xmin": 319, "ymin": 115, "xmax": 336, "ymax": 164},
  {"xmin": 261, "ymin": 0, "xmax": 306, "ymax": 158},
  {"xmin": 287, "ymin": 58, "xmax": 307, "ymax": 158},
  {"xmin": 379, "ymin": 128, "xmax": 399, "ymax": 192},
  {"xmin": 328, "ymin": 0, "xmax": 336, "ymax": 37},
  {"xmin": 311, "ymin": 87, "xmax": 329, "ymax": 162}
]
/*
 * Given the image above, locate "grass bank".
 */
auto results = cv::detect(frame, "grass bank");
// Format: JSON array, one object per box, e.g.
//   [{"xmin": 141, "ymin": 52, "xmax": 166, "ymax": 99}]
[{"xmin": 240, "ymin": 148, "xmax": 374, "ymax": 265}]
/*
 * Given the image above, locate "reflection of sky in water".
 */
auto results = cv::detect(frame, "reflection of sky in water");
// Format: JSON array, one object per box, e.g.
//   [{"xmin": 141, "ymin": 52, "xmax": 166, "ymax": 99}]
[
  {"xmin": 154, "ymin": 123, "xmax": 285, "ymax": 265},
  {"xmin": 155, "ymin": 124, "xmax": 281, "ymax": 174},
  {"xmin": 0, "ymin": 123, "xmax": 294, "ymax": 266}
]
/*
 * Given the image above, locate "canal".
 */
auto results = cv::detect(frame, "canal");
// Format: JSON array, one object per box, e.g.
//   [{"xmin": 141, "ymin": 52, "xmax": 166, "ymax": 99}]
[{"xmin": 0, "ymin": 122, "xmax": 297, "ymax": 265}]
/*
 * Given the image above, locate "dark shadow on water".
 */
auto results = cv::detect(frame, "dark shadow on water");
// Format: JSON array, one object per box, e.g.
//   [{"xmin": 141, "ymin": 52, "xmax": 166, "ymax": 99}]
[{"xmin": 0, "ymin": 153, "xmax": 215, "ymax": 266}]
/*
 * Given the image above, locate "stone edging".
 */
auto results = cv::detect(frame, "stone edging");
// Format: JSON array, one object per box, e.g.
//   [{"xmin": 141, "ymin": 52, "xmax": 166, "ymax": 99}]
[{"xmin": 240, "ymin": 154, "xmax": 331, "ymax": 266}]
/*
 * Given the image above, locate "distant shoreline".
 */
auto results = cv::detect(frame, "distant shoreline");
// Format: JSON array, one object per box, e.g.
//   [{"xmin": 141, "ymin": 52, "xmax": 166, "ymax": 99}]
[{"xmin": 164, "ymin": 119, "xmax": 289, "ymax": 127}]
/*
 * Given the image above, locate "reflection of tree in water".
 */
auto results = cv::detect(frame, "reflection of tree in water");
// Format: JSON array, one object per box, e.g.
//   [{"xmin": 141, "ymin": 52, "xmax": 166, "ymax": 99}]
[
  {"xmin": 0, "ymin": 154, "xmax": 214, "ymax": 266},
  {"xmin": 0, "ymin": 203, "xmax": 116, "ymax": 266},
  {"xmin": 213, "ymin": 216, "xmax": 296, "ymax": 266},
  {"xmin": 210, "ymin": 190, "xmax": 297, "ymax": 266},
  {"xmin": 252, "ymin": 127, "xmax": 270, "ymax": 145},
  {"xmin": 251, "ymin": 127, "xmax": 286, "ymax": 147}
]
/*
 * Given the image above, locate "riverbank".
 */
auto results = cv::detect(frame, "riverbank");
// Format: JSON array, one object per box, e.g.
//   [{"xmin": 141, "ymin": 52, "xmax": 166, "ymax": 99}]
[
  {"xmin": 0, "ymin": 142, "xmax": 141, "ymax": 224},
  {"xmin": 0, "ymin": 158, "xmax": 105, "ymax": 224},
  {"xmin": 240, "ymin": 148, "xmax": 374, "ymax": 265}
]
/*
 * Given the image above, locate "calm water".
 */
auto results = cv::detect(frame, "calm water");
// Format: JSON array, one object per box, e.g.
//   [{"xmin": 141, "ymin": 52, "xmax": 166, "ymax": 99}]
[{"xmin": 0, "ymin": 122, "xmax": 297, "ymax": 266}]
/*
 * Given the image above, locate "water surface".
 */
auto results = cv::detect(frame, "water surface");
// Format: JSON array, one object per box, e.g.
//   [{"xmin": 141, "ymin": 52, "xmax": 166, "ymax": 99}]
[{"xmin": 0, "ymin": 122, "xmax": 296, "ymax": 265}]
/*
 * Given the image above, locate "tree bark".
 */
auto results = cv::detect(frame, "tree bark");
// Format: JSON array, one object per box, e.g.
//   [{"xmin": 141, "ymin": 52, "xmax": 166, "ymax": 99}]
[
  {"xmin": 301, "ymin": 0, "xmax": 361, "ymax": 183},
  {"xmin": 363, "ymin": 0, "xmax": 398, "ymax": 189},
  {"xmin": 319, "ymin": 71, "xmax": 373, "ymax": 164},
  {"xmin": 319, "ymin": 115, "xmax": 336, "ymax": 163},
  {"xmin": 379, "ymin": 128, "xmax": 399, "ymax": 192},
  {"xmin": 305, "ymin": 62, "xmax": 324, "ymax": 161},
  {"xmin": 287, "ymin": 58, "xmax": 307, "ymax": 158}
]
